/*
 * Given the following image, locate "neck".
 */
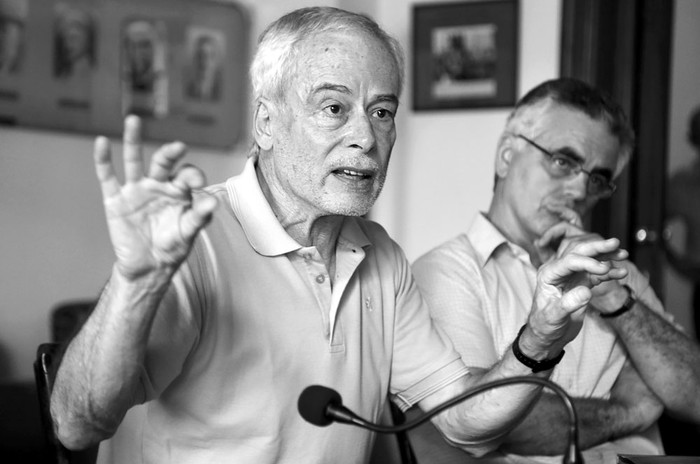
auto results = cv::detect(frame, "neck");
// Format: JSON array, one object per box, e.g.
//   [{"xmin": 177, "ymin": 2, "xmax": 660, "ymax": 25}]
[
  {"xmin": 255, "ymin": 163, "xmax": 343, "ymax": 278},
  {"xmin": 486, "ymin": 201, "xmax": 543, "ymax": 268}
]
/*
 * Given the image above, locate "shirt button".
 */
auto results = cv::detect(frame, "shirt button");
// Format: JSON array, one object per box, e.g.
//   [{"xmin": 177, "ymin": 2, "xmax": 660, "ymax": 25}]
[{"xmin": 315, "ymin": 274, "xmax": 325, "ymax": 284}]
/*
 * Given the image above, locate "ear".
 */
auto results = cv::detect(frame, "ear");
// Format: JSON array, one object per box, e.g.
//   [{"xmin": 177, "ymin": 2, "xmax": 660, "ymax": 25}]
[
  {"xmin": 253, "ymin": 99, "xmax": 274, "ymax": 151},
  {"xmin": 494, "ymin": 134, "xmax": 515, "ymax": 180}
]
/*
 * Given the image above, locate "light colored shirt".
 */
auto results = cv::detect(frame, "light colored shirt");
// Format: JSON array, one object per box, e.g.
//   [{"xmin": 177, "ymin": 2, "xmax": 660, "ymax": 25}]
[
  {"xmin": 409, "ymin": 212, "xmax": 664, "ymax": 464},
  {"xmin": 96, "ymin": 156, "xmax": 468, "ymax": 464}
]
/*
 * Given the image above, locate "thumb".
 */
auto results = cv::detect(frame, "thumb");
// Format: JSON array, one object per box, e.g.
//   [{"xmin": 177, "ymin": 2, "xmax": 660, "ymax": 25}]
[{"xmin": 560, "ymin": 286, "xmax": 592, "ymax": 314}]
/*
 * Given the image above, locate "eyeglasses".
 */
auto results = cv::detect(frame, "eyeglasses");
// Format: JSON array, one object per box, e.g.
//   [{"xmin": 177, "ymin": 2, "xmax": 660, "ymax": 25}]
[{"xmin": 515, "ymin": 134, "xmax": 617, "ymax": 198}]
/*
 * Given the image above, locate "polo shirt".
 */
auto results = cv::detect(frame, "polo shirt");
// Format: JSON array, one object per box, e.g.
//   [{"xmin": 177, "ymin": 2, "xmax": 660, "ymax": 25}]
[
  {"xmin": 408, "ymin": 213, "xmax": 664, "ymax": 464},
  {"xmin": 96, "ymin": 156, "xmax": 468, "ymax": 464}
]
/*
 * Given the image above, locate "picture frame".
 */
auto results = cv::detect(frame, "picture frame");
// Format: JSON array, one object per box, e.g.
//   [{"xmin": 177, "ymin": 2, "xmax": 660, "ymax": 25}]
[
  {"xmin": 412, "ymin": 0, "xmax": 518, "ymax": 111},
  {"xmin": 0, "ymin": 0, "xmax": 248, "ymax": 149}
]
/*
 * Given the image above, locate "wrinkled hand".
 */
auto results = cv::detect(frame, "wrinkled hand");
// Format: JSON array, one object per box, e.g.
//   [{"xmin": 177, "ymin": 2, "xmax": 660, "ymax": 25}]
[
  {"xmin": 535, "ymin": 207, "xmax": 632, "ymax": 315},
  {"xmin": 610, "ymin": 362, "xmax": 663, "ymax": 433},
  {"xmin": 94, "ymin": 115, "xmax": 218, "ymax": 281},
  {"xmin": 525, "ymin": 236, "xmax": 629, "ymax": 355}
]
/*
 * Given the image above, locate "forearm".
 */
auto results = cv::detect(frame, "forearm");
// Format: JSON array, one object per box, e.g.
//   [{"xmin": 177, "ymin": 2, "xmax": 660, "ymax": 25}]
[
  {"xmin": 428, "ymin": 354, "xmax": 551, "ymax": 456},
  {"xmin": 51, "ymin": 268, "xmax": 171, "ymax": 449},
  {"xmin": 610, "ymin": 303, "xmax": 700, "ymax": 421},
  {"xmin": 502, "ymin": 394, "xmax": 647, "ymax": 455}
]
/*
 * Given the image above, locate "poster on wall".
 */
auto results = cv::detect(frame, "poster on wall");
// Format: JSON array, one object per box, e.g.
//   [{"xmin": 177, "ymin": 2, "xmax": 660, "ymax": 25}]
[{"xmin": 0, "ymin": 0, "xmax": 248, "ymax": 149}]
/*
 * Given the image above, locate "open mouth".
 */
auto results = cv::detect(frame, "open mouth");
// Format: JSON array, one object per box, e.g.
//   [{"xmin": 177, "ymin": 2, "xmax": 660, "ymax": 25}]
[{"xmin": 333, "ymin": 168, "xmax": 372, "ymax": 180}]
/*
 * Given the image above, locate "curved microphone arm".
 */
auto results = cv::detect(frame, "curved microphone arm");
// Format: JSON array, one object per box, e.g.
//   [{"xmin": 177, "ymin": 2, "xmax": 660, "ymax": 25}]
[{"xmin": 299, "ymin": 376, "xmax": 583, "ymax": 464}]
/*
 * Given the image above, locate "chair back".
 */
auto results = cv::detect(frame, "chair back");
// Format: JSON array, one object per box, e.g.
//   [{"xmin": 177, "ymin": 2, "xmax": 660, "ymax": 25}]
[
  {"xmin": 34, "ymin": 342, "xmax": 99, "ymax": 464},
  {"xmin": 33, "ymin": 343, "xmax": 71, "ymax": 464}
]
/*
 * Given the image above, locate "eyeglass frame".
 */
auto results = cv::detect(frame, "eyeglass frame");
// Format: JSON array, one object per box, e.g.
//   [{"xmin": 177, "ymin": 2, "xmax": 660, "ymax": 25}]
[{"xmin": 513, "ymin": 133, "xmax": 617, "ymax": 198}]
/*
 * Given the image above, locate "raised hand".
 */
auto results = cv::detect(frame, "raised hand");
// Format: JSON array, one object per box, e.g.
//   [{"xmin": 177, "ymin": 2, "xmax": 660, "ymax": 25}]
[
  {"xmin": 525, "ymin": 237, "xmax": 629, "ymax": 355},
  {"xmin": 94, "ymin": 115, "xmax": 218, "ymax": 281}
]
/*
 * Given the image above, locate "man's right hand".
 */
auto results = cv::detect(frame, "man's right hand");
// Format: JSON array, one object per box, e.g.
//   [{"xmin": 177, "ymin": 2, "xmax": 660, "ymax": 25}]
[
  {"xmin": 522, "ymin": 236, "xmax": 629, "ymax": 358},
  {"xmin": 95, "ymin": 115, "xmax": 218, "ymax": 281}
]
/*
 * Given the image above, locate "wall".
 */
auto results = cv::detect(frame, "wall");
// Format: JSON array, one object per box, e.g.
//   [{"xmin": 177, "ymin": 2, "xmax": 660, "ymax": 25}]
[{"xmin": 0, "ymin": 0, "xmax": 561, "ymax": 383}]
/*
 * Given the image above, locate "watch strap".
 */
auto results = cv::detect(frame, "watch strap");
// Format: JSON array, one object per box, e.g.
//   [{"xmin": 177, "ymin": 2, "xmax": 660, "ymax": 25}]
[
  {"xmin": 511, "ymin": 324, "xmax": 565, "ymax": 373},
  {"xmin": 599, "ymin": 284, "xmax": 636, "ymax": 318}
]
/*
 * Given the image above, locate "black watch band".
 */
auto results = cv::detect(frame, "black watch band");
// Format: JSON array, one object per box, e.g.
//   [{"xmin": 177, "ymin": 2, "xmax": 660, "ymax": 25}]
[
  {"xmin": 511, "ymin": 325, "xmax": 565, "ymax": 373},
  {"xmin": 599, "ymin": 284, "xmax": 636, "ymax": 318}
]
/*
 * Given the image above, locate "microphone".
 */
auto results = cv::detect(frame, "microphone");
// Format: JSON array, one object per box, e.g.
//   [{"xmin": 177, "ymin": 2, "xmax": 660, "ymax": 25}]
[{"xmin": 298, "ymin": 376, "xmax": 583, "ymax": 464}]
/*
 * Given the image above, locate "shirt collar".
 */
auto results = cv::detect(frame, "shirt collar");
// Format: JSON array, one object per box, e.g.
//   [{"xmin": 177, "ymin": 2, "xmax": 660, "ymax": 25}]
[
  {"xmin": 225, "ymin": 156, "xmax": 372, "ymax": 256},
  {"xmin": 467, "ymin": 212, "xmax": 532, "ymax": 268},
  {"xmin": 225, "ymin": 156, "xmax": 301, "ymax": 256}
]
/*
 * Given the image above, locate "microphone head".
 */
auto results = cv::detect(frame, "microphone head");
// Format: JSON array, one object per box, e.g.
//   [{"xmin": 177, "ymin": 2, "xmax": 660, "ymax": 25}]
[{"xmin": 298, "ymin": 385, "xmax": 342, "ymax": 427}]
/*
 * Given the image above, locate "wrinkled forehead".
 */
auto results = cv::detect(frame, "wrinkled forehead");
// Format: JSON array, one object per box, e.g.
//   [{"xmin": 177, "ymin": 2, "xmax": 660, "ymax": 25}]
[
  {"xmin": 520, "ymin": 100, "xmax": 622, "ymax": 166},
  {"xmin": 290, "ymin": 30, "xmax": 401, "ymax": 94}
]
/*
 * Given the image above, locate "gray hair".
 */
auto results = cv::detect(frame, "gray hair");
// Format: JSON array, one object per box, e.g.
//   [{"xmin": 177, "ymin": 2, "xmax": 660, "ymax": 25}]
[
  {"xmin": 250, "ymin": 6, "xmax": 405, "ymax": 105},
  {"xmin": 504, "ymin": 77, "xmax": 635, "ymax": 178}
]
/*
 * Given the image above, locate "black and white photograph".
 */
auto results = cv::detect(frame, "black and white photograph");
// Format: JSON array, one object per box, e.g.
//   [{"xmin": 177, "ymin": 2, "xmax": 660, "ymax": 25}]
[
  {"xmin": 0, "ymin": 0, "xmax": 27, "ymax": 76},
  {"xmin": 120, "ymin": 17, "xmax": 168, "ymax": 118},
  {"xmin": 185, "ymin": 27, "xmax": 225, "ymax": 102},
  {"xmin": 53, "ymin": 2, "xmax": 96, "ymax": 80},
  {"xmin": 413, "ymin": 0, "xmax": 517, "ymax": 110}
]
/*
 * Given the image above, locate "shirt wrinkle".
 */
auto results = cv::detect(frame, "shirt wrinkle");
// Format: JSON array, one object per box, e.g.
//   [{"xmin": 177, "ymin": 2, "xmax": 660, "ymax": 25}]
[
  {"xmin": 97, "ymin": 160, "xmax": 469, "ymax": 464},
  {"xmin": 410, "ymin": 212, "xmax": 664, "ymax": 464}
]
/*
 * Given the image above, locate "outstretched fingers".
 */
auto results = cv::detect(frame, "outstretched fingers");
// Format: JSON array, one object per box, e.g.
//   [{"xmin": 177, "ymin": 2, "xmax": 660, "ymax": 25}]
[
  {"xmin": 94, "ymin": 136, "xmax": 121, "ymax": 198},
  {"xmin": 149, "ymin": 142, "xmax": 188, "ymax": 182},
  {"xmin": 542, "ymin": 252, "xmax": 611, "ymax": 285},
  {"xmin": 123, "ymin": 115, "xmax": 145, "ymax": 183},
  {"xmin": 540, "ymin": 238, "xmax": 624, "ymax": 287}
]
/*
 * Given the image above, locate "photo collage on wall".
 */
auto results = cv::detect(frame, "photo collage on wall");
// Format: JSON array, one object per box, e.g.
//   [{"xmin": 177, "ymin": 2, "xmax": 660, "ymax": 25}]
[{"xmin": 0, "ymin": 0, "xmax": 248, "ymax": 149}]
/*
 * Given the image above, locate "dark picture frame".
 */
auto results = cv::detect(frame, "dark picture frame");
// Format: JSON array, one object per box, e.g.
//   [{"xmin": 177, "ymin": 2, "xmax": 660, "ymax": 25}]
[
  {"xmin": 0, "ymin": 0, "xmax": 248, "ymax": 149},
  {"xmin": 412, "ymin": 0, "xmax": 518, "ymax": 111}
]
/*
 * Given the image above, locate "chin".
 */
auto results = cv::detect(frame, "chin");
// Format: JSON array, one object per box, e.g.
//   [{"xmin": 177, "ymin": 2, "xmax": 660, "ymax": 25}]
[
  {"xmin": 321, "ymin": 188, "xmax": 379, "ymax": 216},
  {"xmin": 326, "ymin": 197, "xmax": 375, "ymax": 217},
  {"xmin": 332, "ymin": 203, "xmax": 373, "ymax": 217}
]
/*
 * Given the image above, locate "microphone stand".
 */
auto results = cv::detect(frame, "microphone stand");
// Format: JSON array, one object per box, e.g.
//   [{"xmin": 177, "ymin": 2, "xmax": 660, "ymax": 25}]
[{"xmin": 300, "ymin": 376, "xmax": 583, "ymax": 464}]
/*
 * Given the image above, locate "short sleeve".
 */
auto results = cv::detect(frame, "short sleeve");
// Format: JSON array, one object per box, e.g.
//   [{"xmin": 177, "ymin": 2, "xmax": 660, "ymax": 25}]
[
  {"xmin": 385, "ymin": 239, "xmax": 469, "ymax": 410},
  {"xmin": 413, "ymin": 237, "xmax": 500, "ymax": 368}
]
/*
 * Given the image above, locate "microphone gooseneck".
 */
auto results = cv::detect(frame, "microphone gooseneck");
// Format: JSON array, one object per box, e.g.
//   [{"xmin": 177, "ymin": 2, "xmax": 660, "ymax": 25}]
[{"xmin": 298, "ymin": 376, "xmax": 583, "ymax": 464}]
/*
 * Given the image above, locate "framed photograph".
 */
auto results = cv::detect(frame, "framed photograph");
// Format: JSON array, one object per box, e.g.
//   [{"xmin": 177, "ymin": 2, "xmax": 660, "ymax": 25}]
[
  {"xmin": 412, "ymin": 0, "xmax": 518, "ymax": 111},
  {"xmin": 0, "ymin": 0, "xmax": 248, "ymax": 149}
]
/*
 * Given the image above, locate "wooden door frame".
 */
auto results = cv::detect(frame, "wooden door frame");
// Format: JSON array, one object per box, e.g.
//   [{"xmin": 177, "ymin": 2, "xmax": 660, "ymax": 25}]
[{"xmin": 560, "ymin": 0, "xmax": 673, "ymax": 291}]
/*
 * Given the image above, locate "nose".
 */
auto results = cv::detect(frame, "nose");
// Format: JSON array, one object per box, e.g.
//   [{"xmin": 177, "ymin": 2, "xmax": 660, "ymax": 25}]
[
  {"xmin": 563, "ymin": 170, "xmax": 589, "ymax": 201},
  {"xmin": 347, "ymin": 112, "xmax": 376, "ymax": 153}
]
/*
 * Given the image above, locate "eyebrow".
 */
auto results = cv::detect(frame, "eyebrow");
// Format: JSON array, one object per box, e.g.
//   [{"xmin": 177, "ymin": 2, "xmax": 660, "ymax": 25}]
[
  {"xmin": 374, "ymin": 94, "xmax": 399, "ymax": 106},
  {"xmin": 551, "ymin": 145, "xmax": 614, "ymax": 180},
  {"xmin": 310, "ymin": 83, "xmax": 399, "ymax": 106},
  {"xmin": 311, "ymin": 83, "xmax": 351, "ymax": 96}
]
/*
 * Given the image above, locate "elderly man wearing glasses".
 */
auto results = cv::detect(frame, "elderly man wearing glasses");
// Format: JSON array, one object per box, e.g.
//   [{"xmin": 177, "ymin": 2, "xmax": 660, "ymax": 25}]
[{"xmin": 408, "ymin": 77, "xmax": 700, "ymax": 464}]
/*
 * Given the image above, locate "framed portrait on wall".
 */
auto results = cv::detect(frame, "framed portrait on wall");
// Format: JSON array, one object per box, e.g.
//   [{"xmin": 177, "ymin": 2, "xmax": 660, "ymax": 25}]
[
  {"xmin": 0, "ymin": 0, "xmax": 248, "ymax": 149},
  {"xmin": 412, "ymin": 0, "xmax": 519, "ymax": 111}
]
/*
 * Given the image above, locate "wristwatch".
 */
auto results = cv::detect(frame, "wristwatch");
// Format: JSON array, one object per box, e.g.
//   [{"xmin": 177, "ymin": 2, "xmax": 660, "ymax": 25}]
[
  {"xmin": 511, "ymin": 324, "xmax": 565, "ymax": 373},
  {"xmin": 599, "ymin": 284, "xmax": 636, "ymax": 319}
]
